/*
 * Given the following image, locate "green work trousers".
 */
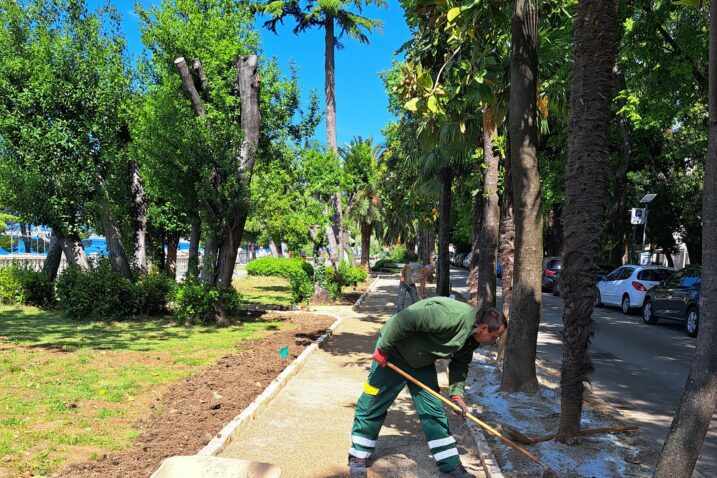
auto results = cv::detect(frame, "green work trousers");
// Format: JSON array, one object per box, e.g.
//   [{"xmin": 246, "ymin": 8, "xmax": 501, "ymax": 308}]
[{"xmin": 348, "ymin": 339, "xmax": 460, "ymax": 473}]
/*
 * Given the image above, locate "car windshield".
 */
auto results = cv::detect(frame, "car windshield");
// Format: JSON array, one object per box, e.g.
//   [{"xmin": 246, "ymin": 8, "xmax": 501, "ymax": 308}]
[{"xmin": 638, "ymin": 269, "xmax": 672, "ymax": 282}]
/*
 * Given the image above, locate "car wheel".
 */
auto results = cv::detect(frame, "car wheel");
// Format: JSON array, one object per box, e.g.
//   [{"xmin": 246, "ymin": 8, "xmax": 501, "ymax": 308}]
[
  {"xmin": 621, "ymin": 295, "xmax": 631, "ymax": 315},
  {"xmin": 642, "ymin": 299, "xmax": 658, "ymax": 325},
  {"xmin": 686, "ymin": 307, "xmax": 699, "ymax": 338},
  {"xmin": 595, "ymin": 290, "xmax": 603, "ymax": 308}
]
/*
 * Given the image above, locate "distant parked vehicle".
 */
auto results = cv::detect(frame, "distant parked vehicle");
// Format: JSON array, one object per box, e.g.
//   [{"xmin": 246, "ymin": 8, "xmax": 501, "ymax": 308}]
[
  {"xmin": 596, "ymin": 265, "xmax": 673, "ymax": 315},
  {"xmin": 552, "ymin": 263, "xmax": 614, "ymax": 296},
  {"xmin": 643, "ymin": 266, "xmax": 702, "ymax": 337},
  {"xmin": 462, "ymin": 252, "xmax": 473, "ymax": 269},
  {"xmin": 541, "ymin": 257, "xmax": 561, "ymax": 293}
]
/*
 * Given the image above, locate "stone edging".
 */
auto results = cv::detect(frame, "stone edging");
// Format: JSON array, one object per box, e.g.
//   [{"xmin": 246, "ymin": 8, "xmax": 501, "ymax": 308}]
[
  {"xmin": 352, "ymin": 274, "xmax": 381, "ymax": 311},
  {"xmin": 195, "ymin": 310, "xmax": 346, "ymax": 458}
]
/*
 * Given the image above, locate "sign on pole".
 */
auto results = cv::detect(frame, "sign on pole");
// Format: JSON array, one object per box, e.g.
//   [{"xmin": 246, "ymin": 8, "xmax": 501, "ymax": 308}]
[{"xmin": 630, "ymin": 208, "xmax": 646, "ymax": 225}]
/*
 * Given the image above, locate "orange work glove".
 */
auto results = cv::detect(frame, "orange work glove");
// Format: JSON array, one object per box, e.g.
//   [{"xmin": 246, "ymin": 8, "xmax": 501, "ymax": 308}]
[
  {"xmin": 372, "ymin": 348, "xmax": 388, "ymax": 367},
  {"xmin": 450, "ymin": 395, "xmax": 468, "ymax": 418}
]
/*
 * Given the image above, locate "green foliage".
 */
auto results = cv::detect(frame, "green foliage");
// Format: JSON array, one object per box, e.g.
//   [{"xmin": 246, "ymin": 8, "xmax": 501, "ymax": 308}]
[
  {"xmin": 389, "ymin": 244, "xmax": 418, "ymax": 263},
  {"xmin": 246, "ymin": 257, "xmax": 314, "ymax": 302},
  {"xmin": 173, "ymin": 282, "xmax": 241, "ymax": 325},
  {"xmin": 56, "ymin": 263, "xmax": 136, "ymax": 321},
  {"xmin": 135, "ymin": 272, "xmax": 176, "ymax": 316},
  {"xmin": 337, "ymin": 261, "xmax": 368, "ymax": 286},
  {"xmin": 0, "ymin": 265, "xmax": 54, "ymax": 307}
]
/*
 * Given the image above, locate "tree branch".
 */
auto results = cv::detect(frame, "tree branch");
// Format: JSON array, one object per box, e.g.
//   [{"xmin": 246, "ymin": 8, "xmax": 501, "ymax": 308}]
[{"xmin": 174, "ymin": 57, "xmax": 206, "ymax": 117}]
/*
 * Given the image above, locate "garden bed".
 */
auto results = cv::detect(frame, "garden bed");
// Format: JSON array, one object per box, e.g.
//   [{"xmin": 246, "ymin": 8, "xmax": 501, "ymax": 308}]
[{"xmin": 0, "ymin": 306, "xmax": 334, "ymax": 478}]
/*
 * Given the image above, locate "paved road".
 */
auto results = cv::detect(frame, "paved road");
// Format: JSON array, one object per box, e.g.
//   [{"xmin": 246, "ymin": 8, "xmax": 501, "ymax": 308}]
[{"xmin": 450, "ymin": 267, "xmax": 716, "ymax": 477}]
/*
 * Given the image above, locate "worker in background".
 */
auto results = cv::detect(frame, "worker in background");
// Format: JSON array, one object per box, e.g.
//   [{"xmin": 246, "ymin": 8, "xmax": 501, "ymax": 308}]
[
  {"xmin": 347, "ymin": 298, "xmax": 507, "ymax": 478},
  {"xmin": 396, "ymin": 262, "xmax": 434, "ymax": 312}
]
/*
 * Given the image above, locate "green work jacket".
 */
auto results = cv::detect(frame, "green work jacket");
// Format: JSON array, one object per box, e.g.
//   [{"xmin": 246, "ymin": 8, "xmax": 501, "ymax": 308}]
[{"xmin": 379, "ymin": 296, "xmax": 479, "ymax": 397}]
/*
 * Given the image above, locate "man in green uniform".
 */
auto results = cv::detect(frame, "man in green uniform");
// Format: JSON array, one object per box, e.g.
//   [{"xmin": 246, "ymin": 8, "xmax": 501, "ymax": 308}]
[{"xmin": 348, "ymin": 297, "xmax": 507, "ymax": 477}]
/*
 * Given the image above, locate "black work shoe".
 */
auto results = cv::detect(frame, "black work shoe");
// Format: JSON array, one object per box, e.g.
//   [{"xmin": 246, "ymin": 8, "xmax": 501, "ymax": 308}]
[
  {"xmin": 348, "ymin": 456, "xmax": 367, "ymax": 477},
  {"xmin": 442, "ymin": 464, "xmax": 475, "ymax": 477}
]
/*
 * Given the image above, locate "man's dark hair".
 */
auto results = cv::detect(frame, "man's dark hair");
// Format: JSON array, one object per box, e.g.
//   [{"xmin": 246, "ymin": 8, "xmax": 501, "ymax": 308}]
[{"xmin": 476, "ymin": 307, "xmax": 508, "ymax": 332}]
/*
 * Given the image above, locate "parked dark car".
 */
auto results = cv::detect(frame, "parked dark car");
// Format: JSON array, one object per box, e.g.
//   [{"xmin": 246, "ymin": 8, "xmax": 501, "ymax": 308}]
[
  {"xmin": 552, "ymin": 263, "xmax": 615, "ymax": 296},
  {"xmin": 541, "ymin": 257, "xmax": 561, "ymax": 293},
  {"xmin": 642, "ymin": 265, "xmax": 701, "ymax": 337}
]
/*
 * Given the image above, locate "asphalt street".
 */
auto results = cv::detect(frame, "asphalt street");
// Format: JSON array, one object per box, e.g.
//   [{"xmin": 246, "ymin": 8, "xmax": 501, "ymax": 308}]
[{"xmin": 449, "ymin": 267, "xmax": 716, "ymax": 477}]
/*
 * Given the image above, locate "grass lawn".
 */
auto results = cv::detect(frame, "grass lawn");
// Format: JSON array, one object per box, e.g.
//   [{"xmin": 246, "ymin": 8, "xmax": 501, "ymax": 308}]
[
  {"xmin": 0, "ymin": 305, "xmax": 286, "ymax": 477},
  {"xmin": 233, "ymin": 276, "xmax": 293, "ymax": 307}
]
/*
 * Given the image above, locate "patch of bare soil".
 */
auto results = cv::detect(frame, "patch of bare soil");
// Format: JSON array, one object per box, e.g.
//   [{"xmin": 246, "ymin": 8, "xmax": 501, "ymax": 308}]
[
  {"xmin": 52, "ymin": 312, "xmax": 335, "ymax": 478},
  {"xmin": 467, "ymin": 350, "xmax": 659, "ymax": 478}
]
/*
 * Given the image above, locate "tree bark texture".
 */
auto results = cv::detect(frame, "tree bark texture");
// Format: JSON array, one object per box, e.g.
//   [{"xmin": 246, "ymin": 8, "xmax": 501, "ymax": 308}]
[
  {"xmin": 60, "ymin": 234, "xmax": 89, "ymax": 270},
  {"xmin": 174, "ymin": 57, "xmax": 206, "ymax": 116},
  {"xmin": 96, "ymin": 177, "xmax": 132, "ymax": 280},
  {"xmin": 418, "ymin": 223, "xmax": 436, "ymax": 265},
  {"xmin": 468, "ymin": 176, "xmax": 483, "ymax": 302},
  {"xmin": 609, "ymin": 66, "xmax": 631, "ymax": 268},
  {"xmin": 188, "ymin": 218, "xmax": 201, "ymax": 278},
  {"xmin": 501, "ymin": 0, "xmax": 543, "ymax": 394},
  {"xmin": 129, "ymin": 160, "xmax": 148, "ymax": 273},
  {"xmin": 42, "ymin": 235, "xmax": 62, "ymax": 280},
  {"xmin": 498, "ymin": 150, "xmax": 515, "ymax": 364},
  {"xmin": 545, "ymin": 204, "xmax": 563, "ymax": 257},
  {"xmin": 166, "ymin": 231, "xmax": 179, "ymax": 279},
  {"xmin": 360, "ymin": 221, "xmax": 371, "ymax": 269},
  {"xmin": 557, "ymin": 0, "xmax": 619, "ymax": 443},
  {"xmin": 653, "ymin": 1, "xmax": 717, "ymax": 475},
  {"xmin": 200, "ymin": 236, "xmax": 218, "ymax": 286},
  {"xmin": 437, "ymin": 167, "xmax": 453, "ymax": 296},
  {"xmin": 475, "ymin": 107, "xmax": 501, "ymax": 310}
]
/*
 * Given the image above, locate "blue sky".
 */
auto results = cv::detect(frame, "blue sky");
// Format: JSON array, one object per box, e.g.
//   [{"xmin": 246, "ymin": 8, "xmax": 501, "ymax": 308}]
[{"xmin": 110, "ymin": 0, "xmax": 411, "ymax": 146}]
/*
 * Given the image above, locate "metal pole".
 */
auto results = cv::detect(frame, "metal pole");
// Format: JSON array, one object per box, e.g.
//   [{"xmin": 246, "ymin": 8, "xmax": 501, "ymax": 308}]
[
  {"xmin": 641, "ymin": 206, "xmax": 649, "ymax": 260},
  {"xmin": 631, "ymin": 225, "xmax": 637, "ymax": 264}
]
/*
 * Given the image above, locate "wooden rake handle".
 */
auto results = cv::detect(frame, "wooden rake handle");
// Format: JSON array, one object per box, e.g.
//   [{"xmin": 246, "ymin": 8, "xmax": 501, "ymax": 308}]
[{"xmin": 386, "ymin": 361, "xmax": 560, "ymax": 478}]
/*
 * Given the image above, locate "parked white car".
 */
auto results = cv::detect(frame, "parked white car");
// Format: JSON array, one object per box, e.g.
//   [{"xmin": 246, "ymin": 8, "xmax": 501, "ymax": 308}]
[{"xmin": 596, "ymin": 265, "xmax": 674, "ymax": 315}]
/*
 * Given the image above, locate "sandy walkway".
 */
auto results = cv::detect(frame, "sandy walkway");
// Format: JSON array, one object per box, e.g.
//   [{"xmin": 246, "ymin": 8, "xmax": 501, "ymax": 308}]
[{"xmin": 219, "ymin": 276, "xmax": 486, "ymax": 477}]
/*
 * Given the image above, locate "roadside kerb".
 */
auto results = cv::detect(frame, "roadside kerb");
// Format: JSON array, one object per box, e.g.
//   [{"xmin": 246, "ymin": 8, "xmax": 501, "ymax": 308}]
[
  {"xmin": 353, "ymin": 273, "xmax": 382, "ymax": 311},
  {"xmin": 196, "ymin": 309, "xmax": 346, "ymax": 457}
]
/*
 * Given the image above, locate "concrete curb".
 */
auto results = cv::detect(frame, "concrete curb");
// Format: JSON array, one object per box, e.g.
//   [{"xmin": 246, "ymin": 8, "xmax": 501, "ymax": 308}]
[
  {"xmin": 352, "ymin": 274, "xmax": 382, "ymax": 311},
  {"xmin": 196, "ymin": 310, "xmax": 346, "ymax": 458}
]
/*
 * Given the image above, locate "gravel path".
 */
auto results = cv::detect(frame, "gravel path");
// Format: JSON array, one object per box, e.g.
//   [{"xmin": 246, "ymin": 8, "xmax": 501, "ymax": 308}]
[{"xmin": 219, "ymin": 276, "xmax": 487, "ymax": 477}]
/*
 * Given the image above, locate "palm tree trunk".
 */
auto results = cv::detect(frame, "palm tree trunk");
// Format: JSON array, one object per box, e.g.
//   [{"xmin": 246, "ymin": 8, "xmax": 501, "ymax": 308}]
[
  {"xmin": 497, "ymin": 148, "xmax": 515, "ymax": 363},
  {"xmin": 468, "ymin": 172, "xmax": 483, "ymax": 301},
  {"xmin": 475, "ymin": 106, "xmax": 501, "ymax": 310},
  {"xmin": 360, "ymin": 221, "xmax": 371, "ymax": 269},
  {"xmin": 324, "ymin": 16, "xmax": 346, "ymax": 263},
  {"xmin": 653, "ymin": 1, "xmax": 717, "ymax": 474},
  {"xmin": 437, "ymin": 166, "xmax": 453, "ymax": 296},
  {"xmin": 501, "ymin": 0, "xmax": 542, "ymax": 394},
  {"xmin": 556, "ymin": 0, "xmax": 619, "ymax": 443}
]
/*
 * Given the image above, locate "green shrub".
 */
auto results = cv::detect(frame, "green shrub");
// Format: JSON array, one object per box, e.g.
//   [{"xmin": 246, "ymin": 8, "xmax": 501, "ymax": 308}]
[
  {"xmin": 0, "ymin": 264, "xmax": 54, "ymax": 307},
  {"xmin": 390, "ymin": 244, "xmax": 417, "ymax": 263},
  {"xmin": 315, "ymin": 265, "xmax": 340, "ymax": 299},
  {"xmin": 174, "ymin": 282, "xmax": 240, "ymax": 325},
  {"xmin": 338, "ymin": 261, "xmax": 368, "ymax": 287},
  {"xmin": 135, "ymin": 272, "xmax": 175, "ymax": 315},
  {"xmin": 56, "ymin": 261, "xmax": 135, "ymax": 320},
  {"xmin": 246, "ymin": 256, "xmax": 314, "ymax": 302}
]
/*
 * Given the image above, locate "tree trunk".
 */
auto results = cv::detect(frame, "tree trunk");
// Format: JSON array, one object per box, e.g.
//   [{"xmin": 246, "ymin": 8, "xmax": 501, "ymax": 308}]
[
  {"xmin": 653, "ymin": 1, "xmax": 717, "ymax": 474},
  {"xmin": 475, "ymin": 107, "xmax": 501, "ymax": 310},
  {"xmin": 42, "ymin": 235, "xmax": 63, "ymax": 280},
  {"xmin": 129, "ymin": 160, "xmax": 148, "ymax": 274},
  {"xmin": 609, "ymin": 66, "xmax": 632, "ymax": 268},
  {"xmin": 468, "ymin": 176, "xmax": 483, "ymax": 302},
  {"xmin": 215, "ymin": 215, "xmax": 248, "ymax": 288},
  {"xmin": 60, "ymin": 234, "xmax": 89, "ymax": 270},
  {"xmin": 418, "ymin": 223, "xmax": 435, "ymax": 265},
  {"xmin": 501, "ymin": 0, "xmax": 543, "ymax": 394},
  {"xmin": 437, "ymin": 166, "xmax": 453, "ymax": 296},
  {"xmin": 20, "ymin": 224, "xmax": 31, "ymax": 253},
  {"xmin": 556, "ymin": 0, "xmax": 619, "ymax": 443},
  {"xmin": 497, "ymin": 148, "xmax": 515, "ymax": 364},
  {"xmin": 545, "ymin": 204, "xmax": 563, "ymax": 257},
  {"xmin": 360, "ymin": 221, "xmax": 371, "ymax": 269},
  {"xmin": 200, "ymin": 235, "xmax": 218, "ymax": 286},
  {"xmin": 166, "ymin": 231, "xmax": 179, "ymax": 279},
  {"xmin": 96, "ymin": 177, "xmax": 133, "ymax": 280},
  {"xmin": 188, "ymin": 217, "xmax": 201, "ymax": 278}
]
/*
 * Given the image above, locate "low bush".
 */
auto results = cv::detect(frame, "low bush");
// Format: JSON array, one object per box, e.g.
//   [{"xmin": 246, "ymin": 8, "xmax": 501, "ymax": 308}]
[
  {"xmin": 0, "ymin": 264, "xmax": 54, "ymax": 307},
  {"xmin": 246, "ymin": 256, "xmax": 314, "ymax": 302},
  {"xmin": 135, "ymin": 272, "xmax": 176, "ymax": 315},
  {"xmin": 173, "ymin": 282, "xmax": 241, "ymax": 325},
  {"xmin": 56, "ymin": 262, "xmax": 135, "ymax": 320},
  {"xmin": 390, "ymin": 244, "xmax": 417, "ymax": 263},
  {"xmin": 338, "ymin": 261, "xmax": 368, "ymax": 287}
]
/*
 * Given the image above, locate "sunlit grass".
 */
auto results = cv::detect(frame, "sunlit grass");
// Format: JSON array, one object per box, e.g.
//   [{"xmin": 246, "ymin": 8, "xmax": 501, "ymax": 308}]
[
  {"xmin": 0, "ymin": 305, "xmax": 285, "ymax": 476},
  {"xmin": 233, "ymin": 275, "xmax": 293, "ymax": 306}
]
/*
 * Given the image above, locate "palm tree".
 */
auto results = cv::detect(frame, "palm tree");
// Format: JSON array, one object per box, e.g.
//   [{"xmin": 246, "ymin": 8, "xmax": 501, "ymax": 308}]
[
  {"xmin": 556, "ymin": 0, "xmax": 619, "ymax": 442},
  {"xmin": 341, "ymin": 136, "xmax": 382, "ymax": 268},
  {"xmin": 653, "ymin": 0, "xmax": 717, "ymax": 474},
  {"xmin": 261, "ymin": 0, "xmax": 386, "ymax": 261}
]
